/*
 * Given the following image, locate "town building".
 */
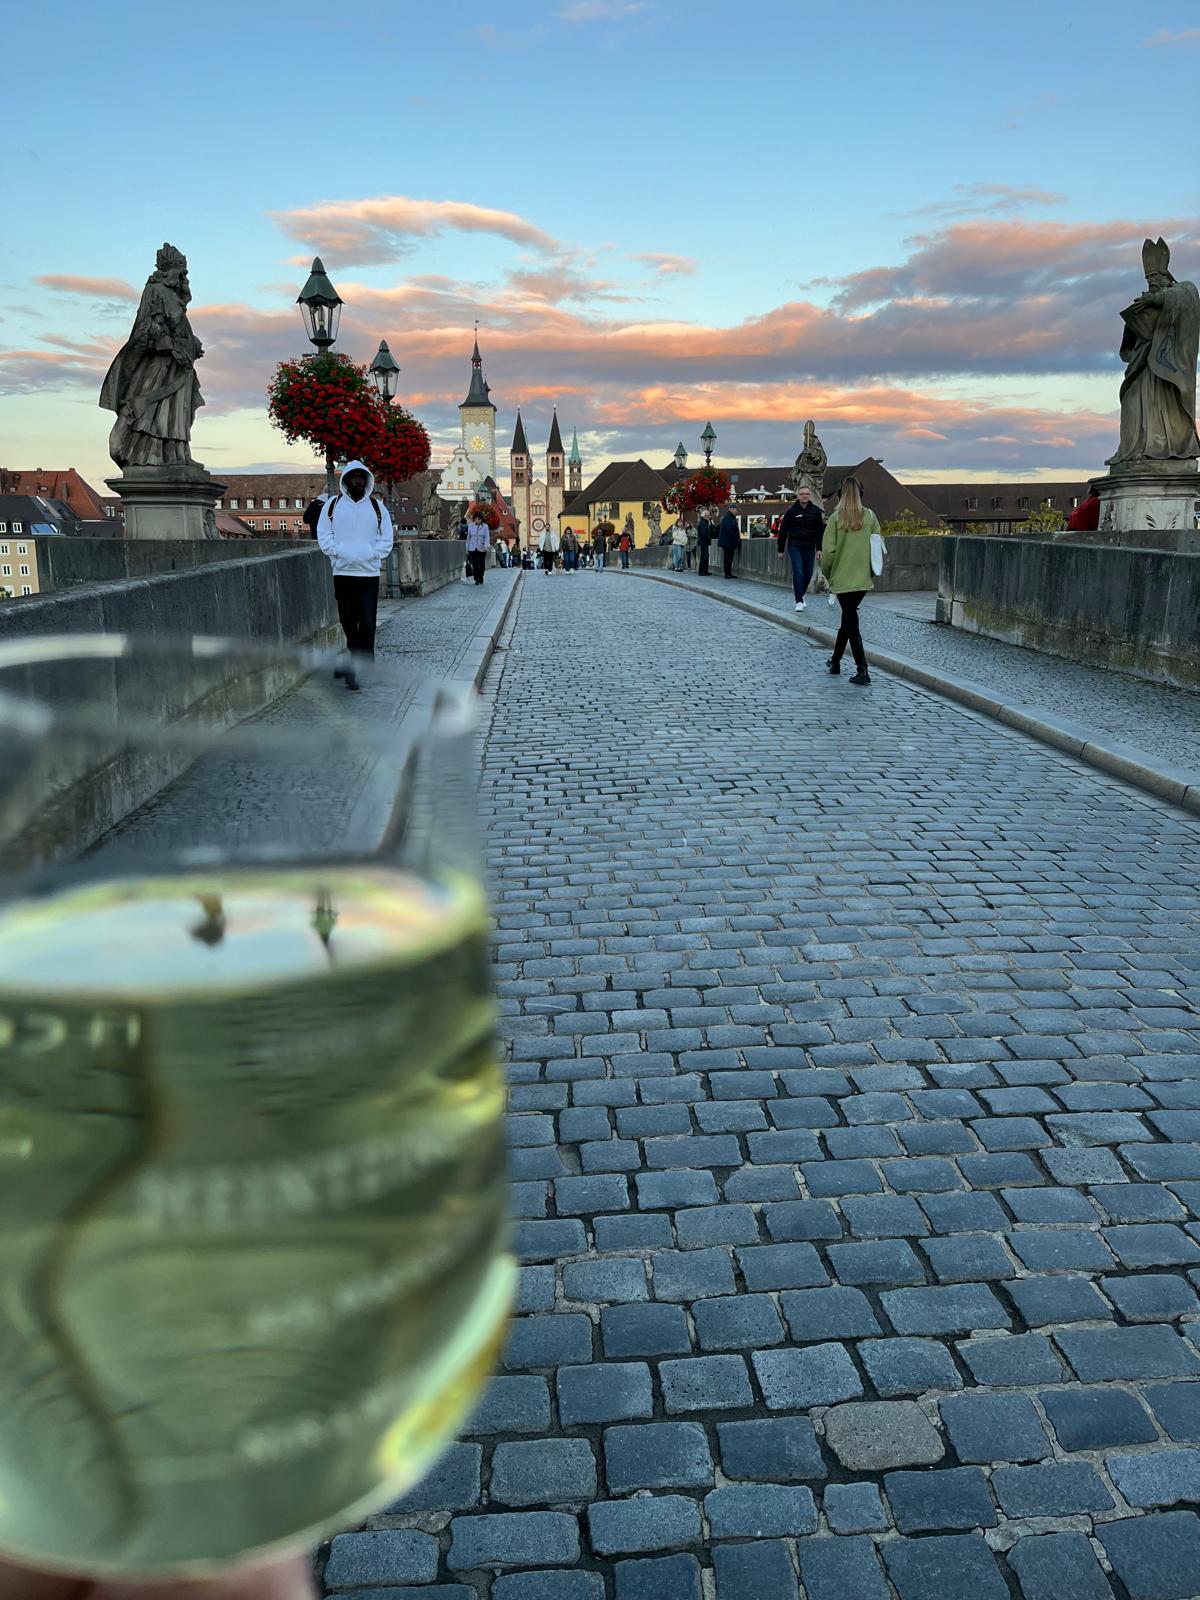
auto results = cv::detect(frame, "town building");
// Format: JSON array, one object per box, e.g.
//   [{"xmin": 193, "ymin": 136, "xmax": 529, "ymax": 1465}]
[
  {"xmin": 559, "ymin": 459, "xmax": 678, "ymax": 545},
  {"xmin": 438, "ymin": 336, "xmax": 498, "ymax": 500},
  {"xmin": 215, "ymin": 473, "xmax": 324, "ymax": 535},
  {"xmin": 913, "ymin": 479, "xmax": 1093, "ymax": 535},
  {"xmin": 0, "ymin": 497, "xmax": 60, "ymax": 595},
  {"xmin": 510, "ymin": 409, "xmax": 573, "ymax": 545},
  {"xmin": 0, "ymin": 468, "xmax": 121, "ymax": 535}
]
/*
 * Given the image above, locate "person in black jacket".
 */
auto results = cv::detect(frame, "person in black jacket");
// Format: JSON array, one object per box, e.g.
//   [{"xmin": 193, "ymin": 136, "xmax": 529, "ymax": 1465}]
[
  {"xmin": 717, "ymin": 506, "xmax": 741, "ymax": 579},
  {"xmin": 776, "ymin": 486, "xmax": 825, "ymax": 611},
  {"xmin": 696, "ymin": 510, "xmax": 713, "ymax": 575}
]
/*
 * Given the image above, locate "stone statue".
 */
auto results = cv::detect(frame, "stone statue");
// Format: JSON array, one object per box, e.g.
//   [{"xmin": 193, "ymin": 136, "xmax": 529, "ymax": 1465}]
[
  {"xmin": 100, "ymin": 243, "xmax": 204, "ymax": 470},
  {"xmin": 1108, "ymin": 238, "xmax": 1200, "ymax": 469},
  {"xmin": 420, "ymin": 473, "xmax": 442, "ymax": 534},
  {"xmin": 790, "ymin": 420, "xmax": 827, "ymax": 503},
  {"xmin": 646, "ymin": 502, "xmax": 662, "ymax": 544}
]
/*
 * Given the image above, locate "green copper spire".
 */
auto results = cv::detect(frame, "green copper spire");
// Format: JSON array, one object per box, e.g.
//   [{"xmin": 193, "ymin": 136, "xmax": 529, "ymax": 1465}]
[{"xmin": 568, "ymin": 427, "xmax": 582, "ymax": 465}]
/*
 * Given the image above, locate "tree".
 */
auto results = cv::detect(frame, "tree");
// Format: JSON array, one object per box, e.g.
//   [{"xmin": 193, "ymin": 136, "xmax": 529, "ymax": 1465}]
[
  {"xmin": 879, "ymin": 508, "xmax": 943, "ymax": 537},
  {"xmin": 1021, "ymin": 502, "xmax": 1065, "ymax": 534}
]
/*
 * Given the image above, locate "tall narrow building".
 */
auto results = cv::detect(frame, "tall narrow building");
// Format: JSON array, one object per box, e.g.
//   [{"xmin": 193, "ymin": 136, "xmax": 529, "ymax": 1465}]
[
  {"xmin": 568, "ymin": 427, "xmax": 583, "ymax": 494},
  {"xmin": 546, "ymin": 409, "xmax": 565, "ymax": 531},
  {"xmin": 459, "ymin": 333, "xmax": 497, "ymax": 483},
  {"xmin": 510, "ymin": 410, "xmax": 531, "ymax": 540}
]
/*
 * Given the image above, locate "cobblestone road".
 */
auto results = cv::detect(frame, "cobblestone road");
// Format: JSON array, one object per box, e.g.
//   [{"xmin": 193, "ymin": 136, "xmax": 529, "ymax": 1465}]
[
  {"xmin": 650, "ymin": 566, "xmax": 1200, "ymax": 772},
  {"xmin": 328, "ymin": 571, "xmax": 1200, "ymax": 1600}
]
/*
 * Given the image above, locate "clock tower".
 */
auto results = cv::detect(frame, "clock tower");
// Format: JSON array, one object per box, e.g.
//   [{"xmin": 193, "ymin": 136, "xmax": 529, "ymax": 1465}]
[{"xmin": 458, "ymin": 330, "xmax": 497, "ymax": 485}]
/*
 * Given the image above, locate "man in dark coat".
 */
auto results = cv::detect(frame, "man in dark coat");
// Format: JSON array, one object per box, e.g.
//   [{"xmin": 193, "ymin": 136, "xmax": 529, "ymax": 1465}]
[
  {"xmin": 776, "ymin": 486, "xmax": 825, "ymax": 610},
  {"xmin": 717, "ymin": 505, "xmax": 741, "ymax": 579},
  {"xmin": 696, "ymin": 509, "xmax": 713, "ymax": 575}
]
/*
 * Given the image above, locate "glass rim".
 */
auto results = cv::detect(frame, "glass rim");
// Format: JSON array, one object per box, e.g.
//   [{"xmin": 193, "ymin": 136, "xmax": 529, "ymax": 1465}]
[{"xmin": 0, "ymin": 632, "xmax": 477, "ymax": 757}]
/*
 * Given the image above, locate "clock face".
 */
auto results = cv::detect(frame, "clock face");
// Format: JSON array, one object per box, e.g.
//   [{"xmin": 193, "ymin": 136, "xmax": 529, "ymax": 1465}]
[{"xmin": 470, "ymin": 434, "xmax": 485, "ymax": 452}]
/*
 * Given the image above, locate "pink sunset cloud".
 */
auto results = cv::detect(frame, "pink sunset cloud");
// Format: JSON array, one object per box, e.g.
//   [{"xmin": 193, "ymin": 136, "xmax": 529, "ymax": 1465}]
[{"xmin": 270, "ymin": 195, "xmax": 561, "ymax": 266}]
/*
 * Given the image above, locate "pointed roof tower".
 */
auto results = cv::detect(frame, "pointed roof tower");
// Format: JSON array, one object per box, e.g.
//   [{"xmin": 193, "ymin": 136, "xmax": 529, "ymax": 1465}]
[
  {"xmin": 547, "ymin": 409, "xmax": 564, "ymax": 455},
  {"xmin": 568, "ymin": 427, "xmax": 582, "ymax": 466},
  {"xmin": 460, "ymin": 324, "xmax": 496, "ymax": 411},
  {"xmin": 512, "ymin": 410, "xmax": 528, "ymax": 453}
]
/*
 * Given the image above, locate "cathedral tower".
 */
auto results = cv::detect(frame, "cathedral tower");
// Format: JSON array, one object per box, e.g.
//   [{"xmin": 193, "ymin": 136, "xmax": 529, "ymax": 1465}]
[
  {"xmin": 546, "ymin": 409, "xmax": 565, "ymax": 530},
  {"xmin": 511, "ymin": 410, "xmax": 531, "ymax": 543},
  {"xmin": 459, "ymin": 331, "xmax": 497, "ymax": 484},
  {"xmin": 568, "ymin": 427, "xmax": 583, "ymax": 494}
]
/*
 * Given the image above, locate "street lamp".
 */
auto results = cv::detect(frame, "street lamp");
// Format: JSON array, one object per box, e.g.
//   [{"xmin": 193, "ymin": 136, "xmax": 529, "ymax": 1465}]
[
  {"xmin": 701, "ymin": 421, "xmax": 716, "ymax": 467},
  {"xmin": 297, "ymin": 257, "xmax": 344, "ymax": 493},
  {"xmin": 674, "ymin": 441, "xmax": 688, "ymax": 473},
  {"xmin": 369, "ymin": 339, "xmax": 401, "ymax": 404},
  {"xmin": 296, "ymin": 257, "xmax": 343, "ymax": 350}
]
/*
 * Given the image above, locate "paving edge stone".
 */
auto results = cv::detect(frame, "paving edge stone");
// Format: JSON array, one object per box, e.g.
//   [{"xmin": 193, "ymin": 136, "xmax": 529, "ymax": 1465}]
[{"xmin": 631, "ymin": 569, "xmax": 1200, "ymax": 816}]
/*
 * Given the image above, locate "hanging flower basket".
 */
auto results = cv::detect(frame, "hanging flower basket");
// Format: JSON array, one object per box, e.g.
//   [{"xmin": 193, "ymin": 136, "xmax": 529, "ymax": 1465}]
[
  {"xmin": 371, "ymin": 403, "xmax": 431, "ymax": 484},
  {"xmin": 267, "ymin": 353, "xmax": 430, "ymax": 483},
  {"xmin": 661, "ymin": 467, "xmax": 732, "ymax": 516},
  {"xmin": 467, "ymin": 500, "xmax": 501, "ymax": 530}
]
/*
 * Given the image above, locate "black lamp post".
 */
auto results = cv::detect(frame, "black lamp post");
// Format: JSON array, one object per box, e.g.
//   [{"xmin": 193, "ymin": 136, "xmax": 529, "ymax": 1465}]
[
  {"xmin": 701, "ymin": 421, "xmax": 716, "ymax": 468},
  {"xmin": 369, "ymin": 339, "xmax": 400, "ymax": 404},
  {"xmin": 297, "ymin": 257, "xmax": 344, "ymax": 492},
  {"xmin": 674, "ymin": 441, "xmax": 688, "ymax": 474}
]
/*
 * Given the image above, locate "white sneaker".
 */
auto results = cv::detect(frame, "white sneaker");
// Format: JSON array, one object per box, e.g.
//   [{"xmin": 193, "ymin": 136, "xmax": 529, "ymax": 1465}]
[{"xmin": 795, "ymin": 600, "xmax": 806, "ymax": 612}]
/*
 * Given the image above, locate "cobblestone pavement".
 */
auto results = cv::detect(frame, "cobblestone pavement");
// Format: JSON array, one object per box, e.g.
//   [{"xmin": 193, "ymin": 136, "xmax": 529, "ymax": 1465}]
[
  {"xmin": 98, "ymin": 577, "xmax": 515, "ymax": 857},
  {"xmin": 323, "ymin": 572, "xmax": 1200, "ymax": 1600},
  {"xmin": 649, "ymin": 566, "xmax": 1200, "ymax": 771}
]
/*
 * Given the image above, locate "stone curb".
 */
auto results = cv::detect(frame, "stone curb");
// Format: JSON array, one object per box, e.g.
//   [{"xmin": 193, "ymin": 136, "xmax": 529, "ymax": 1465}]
[{"xmin": 632, "ymin": 569, "xmax": 1200, "ymax": 817}]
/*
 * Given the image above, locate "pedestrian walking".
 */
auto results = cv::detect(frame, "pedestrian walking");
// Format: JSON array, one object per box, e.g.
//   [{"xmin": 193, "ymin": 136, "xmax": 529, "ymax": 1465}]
[
  {"xmin": 820, "ymin": 474, "xmax": 878, "ymax": 686},
  {"xmin": 317, "ymin": 459, "xmax": 394, "ymax": 691},
  {"xmin": 696, "ymin": 509, "xmax": 713, "ymax": 575},
  {"xmin": 776, "ymin": 485, "xmax": 825, "ymax": 611},
  {"xmin": 670, "ymin": 517, "xmax": 689, "ymax": 571},
  {"xmin": 618, "ymin": 524, "xmax": 633, "ymax": 570},
  {"xmin": 562, "ymin": 526, "xmax": 580, "ymax": 571},
  {"xmin": 685, "ymin": 520, "xmax": 697, "ymax": 568},
  {"xmin": 717, "ymin": 504, "xmax": 741, "ymax": 579},
  {"xmin": 466, "ymin": 511, "xmax": 490, "ymax": 584},
  {"xmin": 539, "ymin": 525, "xmax": 560, "ymax": 573},
  {"xmin": 593, "ymin": 528, "xmax": 608, "ymax": 571}
]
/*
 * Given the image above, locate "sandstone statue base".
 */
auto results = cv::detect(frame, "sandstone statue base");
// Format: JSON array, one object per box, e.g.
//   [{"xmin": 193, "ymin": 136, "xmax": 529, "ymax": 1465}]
[
  {"xmin": 1097, "ymin": 463, "xmax": 1200, "ymax": 534},
  {"xmin": 106, "ymin": 465, "xmax": 225, "ymax": 541}
]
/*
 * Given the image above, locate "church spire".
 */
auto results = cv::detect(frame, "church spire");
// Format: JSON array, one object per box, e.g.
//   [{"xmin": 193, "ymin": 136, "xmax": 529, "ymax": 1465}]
[
  {"xmin": 547, "ymin": 409, "xmax": 564, "ymax": 456},
  {"xmin": 568, "ymin": 427, "xmax": 582, "ymax": 465},
  {"xmin": 460, "ymin": 323, "xmax": 494, "ymax": 409},
  {"xmin": 512, "ymin": 409, "xmax": 528, "ymax": 454}
]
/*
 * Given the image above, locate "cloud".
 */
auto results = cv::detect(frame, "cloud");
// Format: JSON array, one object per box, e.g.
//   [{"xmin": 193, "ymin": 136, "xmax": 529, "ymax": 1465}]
[
  {"xmin": 633, "ymin": 252, "xmax": 697, "ymax": 276},
  {"xmin": 271, "ymin": 196, "xmax": 560, "ymax": 267},
  {"xmin": 557, "ymin": 0, "xmax": 646, "ymax": 21},
  {"xmin": 896, "ymin": 184, "xmax": 1066, "ymax": 220},
  {"xmin": 35, "ymin": 274, "xmax": 138, "ymax": 302},
  {"xmin": 1141, "ymin": 26, "xmax": 1200, "ymax": 46}
]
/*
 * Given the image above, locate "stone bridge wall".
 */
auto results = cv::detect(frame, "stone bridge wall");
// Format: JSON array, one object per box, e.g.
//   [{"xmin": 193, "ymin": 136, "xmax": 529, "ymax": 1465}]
[
  {"xmin": 938, "ymin": 534, "xmax": 1200, "ymax": 688},
  {"xmin": 632, "ymin": 532, "xmax": 942, "ymax": 592}
]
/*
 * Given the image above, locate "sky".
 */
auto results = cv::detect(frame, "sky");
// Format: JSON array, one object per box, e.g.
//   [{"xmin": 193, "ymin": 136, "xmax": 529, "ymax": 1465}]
[{"xmin": 3, "ymin": 0, "xmax": 1199, "ymax": 491}]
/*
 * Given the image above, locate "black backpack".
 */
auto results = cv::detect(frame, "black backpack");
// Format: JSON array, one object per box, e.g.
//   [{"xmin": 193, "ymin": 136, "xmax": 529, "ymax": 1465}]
[{"xmin": 326, "ymin": 493, "xmax": 383, "ymax": 530}]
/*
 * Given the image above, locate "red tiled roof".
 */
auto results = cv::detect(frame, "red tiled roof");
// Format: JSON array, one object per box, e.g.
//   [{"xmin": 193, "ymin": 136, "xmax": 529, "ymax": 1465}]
[{"xmin": 2, "ymin": 468, "xmax": 109, "ymax": 519}]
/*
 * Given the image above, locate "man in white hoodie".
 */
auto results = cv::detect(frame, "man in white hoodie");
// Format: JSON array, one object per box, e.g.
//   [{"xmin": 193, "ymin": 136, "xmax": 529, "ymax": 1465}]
[{"xmin": 317, "ymin": 460, "xmax": 394, "ymax": 690}]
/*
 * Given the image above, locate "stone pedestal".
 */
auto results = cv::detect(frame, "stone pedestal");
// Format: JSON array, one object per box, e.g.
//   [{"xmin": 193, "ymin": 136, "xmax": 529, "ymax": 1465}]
[
  {"xmin": 106, "ymin": 465, "xmax": 225, "ymax": 541},
  {"xmin": 1097, "ymin": 464, "xmax": 1200, "ymax": 533}
]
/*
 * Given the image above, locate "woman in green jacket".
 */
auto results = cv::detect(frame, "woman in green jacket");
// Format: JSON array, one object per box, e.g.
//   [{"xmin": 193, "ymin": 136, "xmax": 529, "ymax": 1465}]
[{"xmin": 820, "ymin": 475, "xmax": 878, "ymax": 686}]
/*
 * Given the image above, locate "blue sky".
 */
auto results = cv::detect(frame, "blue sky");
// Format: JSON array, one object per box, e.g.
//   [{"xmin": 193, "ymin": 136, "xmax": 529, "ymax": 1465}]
[{"xmin": 3, "ymin": 0, "xmax": 1199, "ymax": 488}]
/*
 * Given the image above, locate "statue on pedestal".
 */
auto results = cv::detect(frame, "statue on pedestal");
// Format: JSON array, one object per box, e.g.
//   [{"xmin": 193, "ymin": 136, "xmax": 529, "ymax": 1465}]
[
  {"xmin": 420, "ymin": 473, "xmax": 442, "ymax": 535},
  {"xmin": 1108, "ymin": 237, "xmax": 1200, "ymax": 469},
  {"xmin": 100, "ymin": 244, "xmax": 204, "ymax": 471},
  {"xmin": 646, "ymin": 503, "xmax": 663, "ymax": 545},
  {"xmin": 790, "ymin": 420, "xmax": 827, "ymax": 503}
]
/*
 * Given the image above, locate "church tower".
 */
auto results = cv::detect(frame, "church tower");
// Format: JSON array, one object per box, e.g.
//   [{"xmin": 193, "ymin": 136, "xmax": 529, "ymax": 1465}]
[
  {"xmin": 568, "ymin": 427, "xmax": 583, "ymax": 495},
  {"xmin": 511, "ymin": 410, "xmax": 531, "ymax": 544},
  {"xmin": 546, "ymin": 409, "xmax": 565, "ymax": 530},
  {"xmin": 459, "ymin": 331, "xmax": 497, "ymax": 485}
]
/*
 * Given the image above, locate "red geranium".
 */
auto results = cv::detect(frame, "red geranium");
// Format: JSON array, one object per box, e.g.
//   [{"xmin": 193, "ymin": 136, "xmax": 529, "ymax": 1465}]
[
  {"xmin": 662, "ymin": 466, "xmax": 731, "ymax": 516},
  {"xmin": 267, "ymin": 353, "xmax": 430, "ymax": 483},
  {"xmin": 467, "ymin": 500, "xmax": 501, "ymax": 530}
]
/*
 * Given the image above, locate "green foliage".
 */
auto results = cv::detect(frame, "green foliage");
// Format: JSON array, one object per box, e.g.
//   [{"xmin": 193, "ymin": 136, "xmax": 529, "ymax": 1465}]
[
  {"xmin": 963, "ymin": 521, "xmax": 989, "ymax": 534},
  {"xmin": 879, "ymin": 508, "xmax": 943, "ymax": 537},
  {"xmin": 1021, "ymin": 502, "xmax": 1066, "ymax": 533}
]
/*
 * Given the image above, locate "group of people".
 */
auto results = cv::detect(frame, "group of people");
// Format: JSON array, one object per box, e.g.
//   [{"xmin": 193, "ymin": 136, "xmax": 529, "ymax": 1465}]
[{"xmin": 533, "ymin": 524, "xmax": 635, "ymax": 573}]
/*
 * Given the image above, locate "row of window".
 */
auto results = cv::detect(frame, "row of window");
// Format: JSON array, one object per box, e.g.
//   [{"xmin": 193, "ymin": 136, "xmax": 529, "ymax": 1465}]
[
  {"xmin": 960, "ymin": 496, "xmax": 1080, "ymax": 511},
  {"xmin": 1, "ymin": 565, "xmax": 30, "ymax": 577},
  {"xmin": 0, "ymin": 543, "xmax": 28, "ymax": 556},
  {"xmin": 221, "ymin": 497, "xmax": 308, "ymax": 511},
  {"xmin": 0, "ymin": 585, "xmax": 32, "ymax": 597},
  {"xmin": 0, "ymin": 522, "xmax": 23, "ymax": 534}
]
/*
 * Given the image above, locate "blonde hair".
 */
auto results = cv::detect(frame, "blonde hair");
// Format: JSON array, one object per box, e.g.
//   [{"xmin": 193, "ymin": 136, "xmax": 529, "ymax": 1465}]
[{"xmin": 837, "ymin": 475, "xmax": 865, "ymax": 532}]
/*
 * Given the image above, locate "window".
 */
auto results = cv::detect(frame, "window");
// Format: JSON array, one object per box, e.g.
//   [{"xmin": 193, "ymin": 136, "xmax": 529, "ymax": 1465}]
[
  {"xmin": 0, "ymin": 544, "xmax": 6, "ymax": 555},
  {"xmin": 1017, "ymin": 496, "xmax": 1029, "ymax": 510},
  {"xmin": 19, "ymin": 565, "xmax": 29, "ymax": 576},
  {"xmin": 17, "ymin": 543, "xmax": 26, "ymax": 555},
  {"xmin": 963, "ymin": 497, "xmax": 978, "ymax": 511},
  {"xmin": 21, "ymin": 586, "xmax": 31, "ymax": 595},
  {"xmin": 294, "ymin": 498, "xmax": 303, "ymax": 509},
  {"xmin": 229, "ymin": 498, "xmax": 239, "ymax": 510},
  {"xmin": 1, "ymin": 566, "xmax": 9, "ymax": 577},
  {"xmin": 991, "ymin": 497, "xmax": 1003, "ymax": 510},
  {"xmin": 1070, "ymin": 496, "xmax": 1081, "ymax": 508},
  {"xmin": 12, "ymin": 522, "xmax": 22, "ymax": 533},
  {"xmin": 0, "ymin": 523, "xmax": 6, "ymax": 533},
  {"xmin": 104, "ymin": 505, "xmax": 115, "ymax": 517},
  {"xmin": 246, "ymin": 498, "xmax": 255, "ymax": 510}
]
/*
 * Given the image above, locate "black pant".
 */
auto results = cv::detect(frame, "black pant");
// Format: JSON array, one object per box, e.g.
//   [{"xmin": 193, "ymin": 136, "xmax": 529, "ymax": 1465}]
[
  {"xmin": 468, "ymin": 550, "xmax": 486, "ymax": 584},
  {"xmin": 722, "ymin": 546, "xmax": 736, "ymax": 579},
  {"xmin": 697, "ymin": 543, "xmax": 710, "ymax": 575},
  {"xmin": 333, "ymin": 575, "xmax": 380, "ymax": 658},
  {"xmin": 833, "ymin": 591, "xmax": 868, "ymax": 671}
]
